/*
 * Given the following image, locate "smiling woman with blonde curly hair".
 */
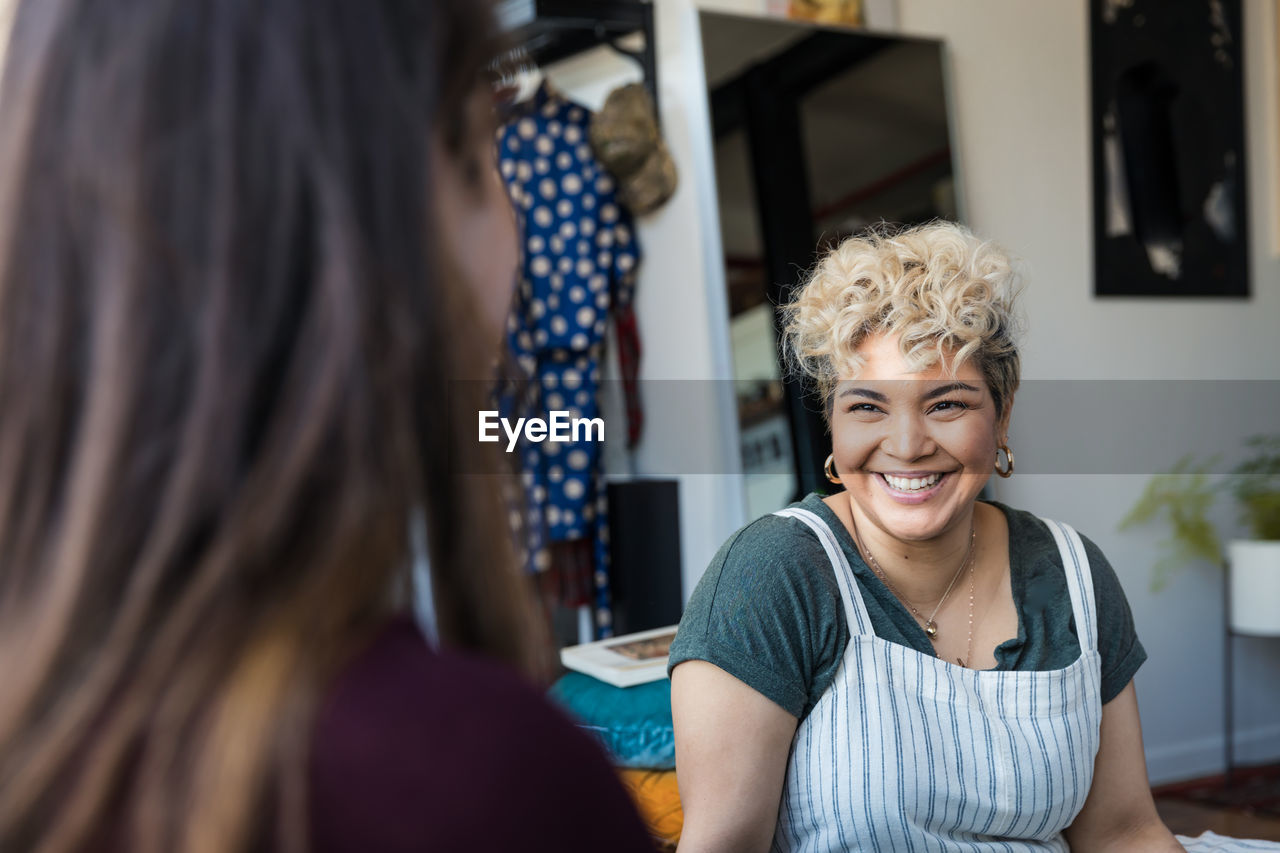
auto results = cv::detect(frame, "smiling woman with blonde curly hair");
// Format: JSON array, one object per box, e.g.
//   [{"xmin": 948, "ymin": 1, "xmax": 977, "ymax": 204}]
[{"xmin": 668, "ymin": 221, "xmax": 1191, "ymax": 852}]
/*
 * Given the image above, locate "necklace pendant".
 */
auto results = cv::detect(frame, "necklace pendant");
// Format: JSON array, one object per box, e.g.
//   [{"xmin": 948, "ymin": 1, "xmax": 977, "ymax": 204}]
[
  {"xmin": 957, "ymin": 658, "xmax": 966, "ymax": 668},
  {"xmin": 924, "ymin": 620, "xmax": 938, "ymax": 639}
]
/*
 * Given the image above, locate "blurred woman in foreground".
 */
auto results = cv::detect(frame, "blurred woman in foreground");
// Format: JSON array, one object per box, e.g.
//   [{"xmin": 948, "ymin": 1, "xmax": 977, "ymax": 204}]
[{"xmin": 0, "ymin": 0, "xmax": 652, "ymax": 850}]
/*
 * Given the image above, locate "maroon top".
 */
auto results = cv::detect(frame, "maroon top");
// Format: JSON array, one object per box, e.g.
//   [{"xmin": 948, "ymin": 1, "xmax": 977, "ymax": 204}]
[{"xmin": 309, "ymin": 617, "xmax": 655, "ymax": 852}]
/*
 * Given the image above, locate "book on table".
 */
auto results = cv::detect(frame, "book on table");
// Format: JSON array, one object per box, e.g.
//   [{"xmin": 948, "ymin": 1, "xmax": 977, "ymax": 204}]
[{"xmin": 560, "ymin": 625, "xmax": 678, "ymax": 688}]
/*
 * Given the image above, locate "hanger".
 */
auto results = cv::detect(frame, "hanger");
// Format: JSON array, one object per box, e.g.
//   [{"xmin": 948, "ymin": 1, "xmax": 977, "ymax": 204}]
[
  {"xmin": 490, "ymin": 43, "xmax": 546, "ymax": 115},
  {"xmin": 502, "ymin": 1, "xmax": 659, "ymax": 113}
]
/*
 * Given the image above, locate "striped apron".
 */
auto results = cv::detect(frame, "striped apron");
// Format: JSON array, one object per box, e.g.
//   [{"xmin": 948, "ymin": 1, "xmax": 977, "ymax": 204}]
[{"xmin": 770, "ymin": 507, "xmax": 1103, "ymax": 852}]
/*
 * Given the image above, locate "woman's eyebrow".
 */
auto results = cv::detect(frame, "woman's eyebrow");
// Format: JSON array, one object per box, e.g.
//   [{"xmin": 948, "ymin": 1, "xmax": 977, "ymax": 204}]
[
  {"xmin": 922, "ymin": 382, "xmax": 981, "ymax": 401},
  {"xmin": 838, "ymin": 382, "xmax": 980, "ymax": 403},
  {"xmin": 838, "ymin": 387, "xmax": 888, "ymax": 402}
]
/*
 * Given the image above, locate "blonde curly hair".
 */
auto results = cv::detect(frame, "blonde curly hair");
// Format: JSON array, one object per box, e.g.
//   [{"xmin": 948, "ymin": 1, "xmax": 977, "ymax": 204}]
[{"xmin": 782, "ymin": 221, "xmax": 1023, "ymax": 423}]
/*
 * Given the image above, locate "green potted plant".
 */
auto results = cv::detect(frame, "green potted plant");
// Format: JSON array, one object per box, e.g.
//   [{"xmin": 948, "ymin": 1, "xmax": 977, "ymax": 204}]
[{"xmin": 1120, "ymin": 434, "xmax": 1280, "ymax": 636}]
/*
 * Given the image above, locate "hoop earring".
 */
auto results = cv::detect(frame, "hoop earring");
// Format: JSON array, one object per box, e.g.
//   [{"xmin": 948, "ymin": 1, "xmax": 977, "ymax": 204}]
[
  {"xmin": 824, "ymin": 453, "xmax": 842, "ymax": 484},
  {"xmin": 994, "ymin": 444, "xmax": 1015, "ymax": 478}
]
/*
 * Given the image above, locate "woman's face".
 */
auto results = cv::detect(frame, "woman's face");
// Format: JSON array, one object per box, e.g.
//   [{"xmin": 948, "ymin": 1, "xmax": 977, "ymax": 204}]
[
  {"xmin": 829, "ymin": 332, "xmax": 1012, "ymax": 545},
  {"xmin": 433, "ymin": 90, "xmax": 519, "ymax": 343}
]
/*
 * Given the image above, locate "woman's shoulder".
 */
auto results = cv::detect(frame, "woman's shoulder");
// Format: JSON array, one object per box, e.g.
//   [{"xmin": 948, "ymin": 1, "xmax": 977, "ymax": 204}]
[
  {"xmin": 987, "ymin": 499, "xmax": 1133, "ymax": 633},
  {"xmin": 987, "ymin": 501, "xmax": 1147, "ymax": 699},
  {"xmin": 671, "ymin": 495, "xmax": 848, "ymax": 718},
  {"xmin": 693, "ymin": 496, "xmax": 843, "ymax": 604},
  {"xmin": 309, "ymin": 617, "xmax": 652, "ymax": 853},
  {"xmin": 712, "ymin": 494, "xmax": 836, "ymax": 562},
  {"xmin": 987, "ymin": 500, "xmax": 1115, "ymax": 572}
]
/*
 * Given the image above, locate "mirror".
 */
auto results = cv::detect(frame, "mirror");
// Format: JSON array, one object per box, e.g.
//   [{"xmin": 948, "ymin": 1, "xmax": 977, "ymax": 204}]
[{"xmin": 699, "ymin": 11, "xmax": 959, "ymax": 519}]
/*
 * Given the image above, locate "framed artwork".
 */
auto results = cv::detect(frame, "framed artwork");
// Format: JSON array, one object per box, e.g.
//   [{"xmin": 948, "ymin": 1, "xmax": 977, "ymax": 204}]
[{"xmin": 1090, "ymin": 0, "xmax": 1249, "ymax": 297}]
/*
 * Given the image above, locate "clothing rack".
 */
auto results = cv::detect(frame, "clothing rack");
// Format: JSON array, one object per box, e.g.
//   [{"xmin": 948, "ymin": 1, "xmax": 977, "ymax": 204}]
[{"xmin": 503, "ymin": 0, "xmax": 659, "ymax": 109}]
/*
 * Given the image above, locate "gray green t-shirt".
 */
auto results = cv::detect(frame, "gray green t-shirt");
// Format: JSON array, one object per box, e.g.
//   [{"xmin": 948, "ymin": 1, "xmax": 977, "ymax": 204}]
[{"xmin": 668, "ymin": 493, "xmax": 1146, "ymax": 720}]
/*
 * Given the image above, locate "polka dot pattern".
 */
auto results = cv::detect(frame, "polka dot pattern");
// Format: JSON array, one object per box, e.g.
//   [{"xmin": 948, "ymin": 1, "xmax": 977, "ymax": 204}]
[{"xmin": 497, "ymin": 84, "xmax": 644, "ymax": 639}]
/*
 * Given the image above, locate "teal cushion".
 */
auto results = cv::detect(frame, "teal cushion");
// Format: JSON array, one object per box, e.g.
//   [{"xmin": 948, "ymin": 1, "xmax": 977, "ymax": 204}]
[{"xmin": 549, "ymin": 672, "xmax": 675, "ymax": 770}]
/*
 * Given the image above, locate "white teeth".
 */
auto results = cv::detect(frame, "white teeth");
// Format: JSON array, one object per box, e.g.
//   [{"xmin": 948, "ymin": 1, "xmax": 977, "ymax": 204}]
[{"xmin": 883, "ymin": 473, "xmax": 941, "ymax": 491}]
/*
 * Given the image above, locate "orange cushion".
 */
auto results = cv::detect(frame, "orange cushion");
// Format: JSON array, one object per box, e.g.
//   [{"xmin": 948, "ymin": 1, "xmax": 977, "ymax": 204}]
[{"xmin": 617, "ymin": 768, "xmax": 683, "ymax": 847}]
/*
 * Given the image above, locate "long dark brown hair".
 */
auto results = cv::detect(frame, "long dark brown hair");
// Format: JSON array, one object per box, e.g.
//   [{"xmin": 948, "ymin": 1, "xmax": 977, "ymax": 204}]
[{"xmin": 0, "ymin": 0, "xmax": 541, "ymax": 850}]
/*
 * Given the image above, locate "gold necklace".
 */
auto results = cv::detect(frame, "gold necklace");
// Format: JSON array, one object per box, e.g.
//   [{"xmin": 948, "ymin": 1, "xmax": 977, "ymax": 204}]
[
  {"xmin": 855, "ymin": 522, "xmax": 977, "ymax": 667},
  {"xmin": 957, "ymin": 557, "xmax": 976, "ymax": 668}
]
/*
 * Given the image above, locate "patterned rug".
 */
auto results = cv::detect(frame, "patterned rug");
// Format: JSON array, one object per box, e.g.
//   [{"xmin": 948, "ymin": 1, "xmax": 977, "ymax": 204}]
[{"xmin": 1154, "ymin": 764, "xmax": 1280, "ymax": 819}]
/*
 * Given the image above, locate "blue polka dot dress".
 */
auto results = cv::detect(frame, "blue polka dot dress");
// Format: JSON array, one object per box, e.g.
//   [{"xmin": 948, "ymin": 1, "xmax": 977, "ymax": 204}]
[{"xmin": 498, "ymin": 83, "xmax": 641, "ymax": 639}]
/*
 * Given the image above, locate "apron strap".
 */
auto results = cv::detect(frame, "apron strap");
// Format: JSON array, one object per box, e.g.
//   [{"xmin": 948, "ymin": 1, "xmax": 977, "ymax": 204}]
[
  {"xmin": 1038, "ymin": 517, "xmax": 1098, "ymax": 654},
  {"xmin": 774, "ymin": 508, "xmax": 1098, "ymax": 654},
  {"xmin": 773, "ymin": 508, "xmax": 873, "ymax": 635}
]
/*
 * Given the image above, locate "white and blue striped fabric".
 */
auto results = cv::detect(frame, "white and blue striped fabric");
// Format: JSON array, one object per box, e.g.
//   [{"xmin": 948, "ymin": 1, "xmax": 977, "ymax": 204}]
[
  {"xmin": 768, "ymin": 507, "xmax": 1280, "ymax": 852},
  {"xmin": 1179, "ymin": 832, "xmax": 1280, "ymax": 851},
  {"xmin": 769, "ymin": 507, "xmax": 1102, "ymax": 852}
]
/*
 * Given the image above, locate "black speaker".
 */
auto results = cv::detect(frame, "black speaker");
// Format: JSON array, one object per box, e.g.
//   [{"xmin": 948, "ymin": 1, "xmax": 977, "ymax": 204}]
[{"xmin": 606, "ymin": 479, "xmax": 683, "ymax": 636}]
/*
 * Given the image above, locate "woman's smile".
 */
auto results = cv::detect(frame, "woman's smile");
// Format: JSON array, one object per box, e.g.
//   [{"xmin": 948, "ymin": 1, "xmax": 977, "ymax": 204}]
[{"xmin": 874, "ymin": 470, "xmax": 951, "ymax": 503}]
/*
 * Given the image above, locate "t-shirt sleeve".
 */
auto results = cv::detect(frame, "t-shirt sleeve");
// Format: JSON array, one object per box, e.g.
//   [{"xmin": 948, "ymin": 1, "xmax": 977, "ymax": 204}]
[
  {"xmin": 667, "ymin": 514, "xmax": 845, "ymax": 719},
  {"xmin": 1080, "ymin": 533, "xmax": 1148, "ymax": 704}
]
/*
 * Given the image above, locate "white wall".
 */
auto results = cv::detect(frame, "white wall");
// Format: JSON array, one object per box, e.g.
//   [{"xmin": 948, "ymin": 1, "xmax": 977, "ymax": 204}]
[{"xmin": 0, "ymin": 0, "xmax": 13, "ymax": 78}]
